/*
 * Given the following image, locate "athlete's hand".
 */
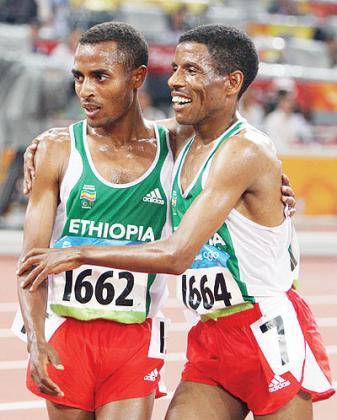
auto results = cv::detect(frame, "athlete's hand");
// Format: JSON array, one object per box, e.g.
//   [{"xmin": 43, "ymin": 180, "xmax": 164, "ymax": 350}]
[
  {"xmin": 281, "ymin": 173, "xmax": 296, "ymax": 216},
  {"xmin": 17, "ymin": 248, "xmax": 82, "ymax": 291},
  {"xmin": 23, "ymin": 139, "xmax": 39, "ymax": 194},
  {"xmin": 29, "ymin": 341, "xmax": 64, "ymax": 396}
]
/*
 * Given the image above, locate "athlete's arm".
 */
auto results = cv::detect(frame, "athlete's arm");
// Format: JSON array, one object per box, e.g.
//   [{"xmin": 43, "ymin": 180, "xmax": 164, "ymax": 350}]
[
  {"xmin": 19, "ymin": 137, "xmax": 272, "ymax": 288},
  {"xmin": 18, "ymin": 132, "xmax": 69, "ymax": 396}
]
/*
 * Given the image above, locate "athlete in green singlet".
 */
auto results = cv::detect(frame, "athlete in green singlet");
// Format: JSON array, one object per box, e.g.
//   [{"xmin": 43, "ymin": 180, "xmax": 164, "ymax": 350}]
[{"xmin": 16, "ymin": 22, "xmax": 176, "ymax": 420}]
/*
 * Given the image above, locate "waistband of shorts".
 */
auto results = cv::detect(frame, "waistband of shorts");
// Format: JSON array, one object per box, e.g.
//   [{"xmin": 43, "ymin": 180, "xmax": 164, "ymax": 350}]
[
  {"xmin": 63, "ymin": 317, "xmax": 152, "ymax": 327},
  {"xmin": 200, "ymin": 302, "xmax": 262, "ymax": 328}
]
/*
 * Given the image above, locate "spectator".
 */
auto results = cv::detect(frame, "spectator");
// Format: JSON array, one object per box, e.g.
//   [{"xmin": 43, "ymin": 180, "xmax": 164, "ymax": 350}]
[
  {"xmin": 0, "ymin": 0, "xmax": 38, "ymax": 24},
  {"xmin": 264, "ymin": 90, "xmax": 313, "ymax": 153},
  {"xmin": 51, "ymin": 0, "xmax": 70, "ymax": 39},
  {"xmin": 268, "ymin": 0, "xmax": 300, "ymax": 15},
  {"xmin": 239, "ymin": 89, "xmax": 264, "ymax": 130},
  {"xmin": 316, "ymin": 31, "xmax": 337, "ymax": 69},
  {"xmin": 326, "ymin": 34, "xmax": 337, "ymax": 68},
  {"xmin": 312, "ymin": 14, "xmax": 337, "ymax": 68},
  {"xmin": 30, "ymin": 18, "xmax": 43, "ymax": 53},
  {"xmin": 166, "ymin": 4, "xmax": 193, "ymax": 42},
  {"xmin": 263, "ymin": 77, "xmax": 296, "ymax": 115},
  {"xmin": 50, "ymin": 28, "xmax": 82, "ymax": 71}
]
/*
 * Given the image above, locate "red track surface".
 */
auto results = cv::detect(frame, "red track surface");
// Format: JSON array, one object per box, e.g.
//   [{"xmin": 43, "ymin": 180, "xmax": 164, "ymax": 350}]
[{"xmin": 0, "ymin": 255, "xmax": 336, "ymax": 419}]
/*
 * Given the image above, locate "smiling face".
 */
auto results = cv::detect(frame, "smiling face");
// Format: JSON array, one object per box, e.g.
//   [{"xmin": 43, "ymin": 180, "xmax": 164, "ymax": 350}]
[
  {"xmin": 168, "ymin": 42, "xmax": 232, "ymax": 128},
  {"xmin": 72, "ymin": 41, "xmax": 141, "ymax": 129}
]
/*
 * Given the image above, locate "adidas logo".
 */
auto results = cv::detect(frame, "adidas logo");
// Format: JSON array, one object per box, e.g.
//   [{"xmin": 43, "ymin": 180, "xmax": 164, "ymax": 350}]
[
  {"xmin": 144, "ymin": 369, "xmax": 159, "ymax": 382},
  {"xmin": 143, "ymin": 188, "xmax": 165, "ymax": 205},
  {"xmin": 268, "ymin": 375, "xmax": 291, "ymax": 393}
]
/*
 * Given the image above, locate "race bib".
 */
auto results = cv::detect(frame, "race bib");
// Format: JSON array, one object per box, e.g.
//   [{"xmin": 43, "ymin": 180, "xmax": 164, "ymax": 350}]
[
  {"xmin": 49, "ymin": 236, "xmax": 149, "ymax": 323},
  {"xmin": 177, "ymin": 245, "xmax": 245, "ymax": 315},
  {"xmin": 250, "ymin": 297, "xmax": 305, "ymax": 379}
]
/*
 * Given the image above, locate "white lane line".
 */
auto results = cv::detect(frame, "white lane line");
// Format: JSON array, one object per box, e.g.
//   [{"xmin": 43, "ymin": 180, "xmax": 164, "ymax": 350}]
[
  {"xmin": 304, "ymin": 296, "xmax": 337, "ymax": 305},
  {"xmin": 317, "ymin": 318, "xmax": 337, "ymax": 327},
  {"xmin": 0, "ymin": 400, "xmax": 45, "ymax": 411},
  {"xmin": 0, "ymin": 303, "xmax": 18, "ymax": 312},
  {"xmin": 0, "ymin": 329, "xmax": 15, "ymax": 338},
  {"xmin": 326, "ymin": 346, "xmax": 337, "ymax": 355},
  {"xmin": 0, "ymin": 360, "xmax": 27, "ymax": 370}
]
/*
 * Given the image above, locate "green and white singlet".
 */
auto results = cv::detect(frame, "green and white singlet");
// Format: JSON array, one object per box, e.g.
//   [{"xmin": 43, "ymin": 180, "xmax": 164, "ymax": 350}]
[
  {"xmin": 49, "ymin": 120, "xmax": 173, "ymax": 323},
  {"xmin": 171, "ymin": 119, "xmax": 294, "ymax": 317}
]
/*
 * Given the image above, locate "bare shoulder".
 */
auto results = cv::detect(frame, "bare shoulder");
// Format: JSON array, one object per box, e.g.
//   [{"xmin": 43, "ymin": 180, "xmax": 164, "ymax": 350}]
[
  {"xmin": 239, "ymin": 125, "xmax": 277, "ymax": 155},
  {"xmin": 227, "ymin": 125, "xmax": 278, "ymax": 163},
  {"xmin": 210, "ymin": 125, "xmax": 280, "ymax": 187}
]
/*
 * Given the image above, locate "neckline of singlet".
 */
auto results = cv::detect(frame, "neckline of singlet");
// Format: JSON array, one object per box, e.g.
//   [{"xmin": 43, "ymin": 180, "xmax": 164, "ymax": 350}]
[
  {"xmin": 177, "ymin": 119, "xmax": 246, "ymax": 198},
  {"xmin": 76, "ymin": 119, "xmax": 162, "ymax": 189}
]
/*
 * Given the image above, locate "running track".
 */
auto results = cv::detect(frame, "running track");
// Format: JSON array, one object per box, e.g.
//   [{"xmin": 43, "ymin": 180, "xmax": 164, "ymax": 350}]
[{"xmin": 0, "ymin": 255, "xmax": 336, "ymax": 419}]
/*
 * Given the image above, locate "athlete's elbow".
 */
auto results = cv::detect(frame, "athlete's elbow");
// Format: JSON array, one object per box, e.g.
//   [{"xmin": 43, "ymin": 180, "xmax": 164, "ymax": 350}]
[{"xmin": 166, "ymin": 249, "xmax": 193, "ymax": 275}]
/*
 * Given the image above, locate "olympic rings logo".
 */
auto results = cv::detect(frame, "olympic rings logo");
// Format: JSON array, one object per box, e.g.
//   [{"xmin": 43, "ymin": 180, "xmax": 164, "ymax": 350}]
[{"xmin": 202, "ymin": 250, "xmax": 219, "ymax": 261}]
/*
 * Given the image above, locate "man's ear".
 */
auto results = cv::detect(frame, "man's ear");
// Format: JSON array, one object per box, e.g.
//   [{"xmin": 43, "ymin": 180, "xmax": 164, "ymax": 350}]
[
  {"xmin": 226, "ymin": 70, "xmax": 244, "ymax": 97},
  {"xmin": 132, "ymin": 65, "xmax": 147, "ymax": 89}
]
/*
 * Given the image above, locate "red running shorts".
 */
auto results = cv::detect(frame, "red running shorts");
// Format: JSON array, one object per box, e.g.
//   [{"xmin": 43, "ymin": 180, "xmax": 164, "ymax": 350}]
[
  {"xmin": 27, "ymin": 318, "xmax": 166, "ymax": 411},
  {"xmin": 181, "ymin": 289, "xmax": 335, "ymax": 415}
]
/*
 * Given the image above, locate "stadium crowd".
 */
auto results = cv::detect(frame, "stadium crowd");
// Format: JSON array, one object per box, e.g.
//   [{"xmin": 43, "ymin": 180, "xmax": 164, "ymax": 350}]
[{"xmin": 0, "ymin": 0, "xmax": 336, "ymax": 227}]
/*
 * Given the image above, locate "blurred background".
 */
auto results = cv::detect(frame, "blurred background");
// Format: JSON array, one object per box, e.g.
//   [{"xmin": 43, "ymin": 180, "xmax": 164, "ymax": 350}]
[
  {"xmin": 0, "ymin": 0, "xmax": 337, "ymax": 230},
  {"xmin": 0, "ymin": 1, "xmax": 336, "ymax": 419}
]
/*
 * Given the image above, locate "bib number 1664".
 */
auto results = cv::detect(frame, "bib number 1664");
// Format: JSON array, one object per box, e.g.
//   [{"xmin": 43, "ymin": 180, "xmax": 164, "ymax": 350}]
[
  {"xmin": 182, "ymin": 271, "xmax": 232, "ymax": 311},
  {"xmin": 180, "ymin": 266, "xmax": 245, "ymax": 313}
]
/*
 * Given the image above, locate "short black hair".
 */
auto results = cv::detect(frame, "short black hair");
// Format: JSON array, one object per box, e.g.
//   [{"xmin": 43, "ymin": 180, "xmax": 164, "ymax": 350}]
[
  {"xmin": 79, "ymin": 21, "xmax": 148, "ymax": 71},
  {"xmin": 179, "ymin": 24, "xmax": 259, "ymax": 98}
]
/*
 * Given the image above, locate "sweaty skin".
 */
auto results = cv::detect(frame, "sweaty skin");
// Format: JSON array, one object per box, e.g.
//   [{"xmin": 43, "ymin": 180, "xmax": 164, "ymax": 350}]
[{"xmin": 19, "ymin": 124, "xmax": 286, "ymax": 283}]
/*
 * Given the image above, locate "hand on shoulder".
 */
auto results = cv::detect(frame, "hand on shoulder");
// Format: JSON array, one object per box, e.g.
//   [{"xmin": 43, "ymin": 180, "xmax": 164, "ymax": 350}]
[{"xmin": 24, "ymin": 127, "xmax": 70, "ymax": 194}]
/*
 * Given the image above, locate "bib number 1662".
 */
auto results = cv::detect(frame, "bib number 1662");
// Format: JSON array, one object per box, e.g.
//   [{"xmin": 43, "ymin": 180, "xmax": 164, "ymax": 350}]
[{"xmin": 62, "ymin": 269, "xmax": 135, "ymax": 306}]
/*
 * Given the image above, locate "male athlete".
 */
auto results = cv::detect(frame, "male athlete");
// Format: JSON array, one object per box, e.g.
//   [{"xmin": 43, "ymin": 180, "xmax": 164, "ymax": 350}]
[
  {"xmin": 18, "ymin": 25, "xmax": 309, "ymax": 419},
  {"xmin": 16, "ymin": 22, "xmax": 175, "ymax": 420}
]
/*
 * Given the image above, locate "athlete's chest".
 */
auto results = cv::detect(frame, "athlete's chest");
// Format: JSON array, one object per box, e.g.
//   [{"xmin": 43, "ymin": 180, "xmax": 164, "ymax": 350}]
[
  {"xmin": 180, "ymin": 142, "xmax": 214, "ymax": 193},
  {"xmin": 90, "ymin": 144, "xmax": 158, "ymax": 184}
]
